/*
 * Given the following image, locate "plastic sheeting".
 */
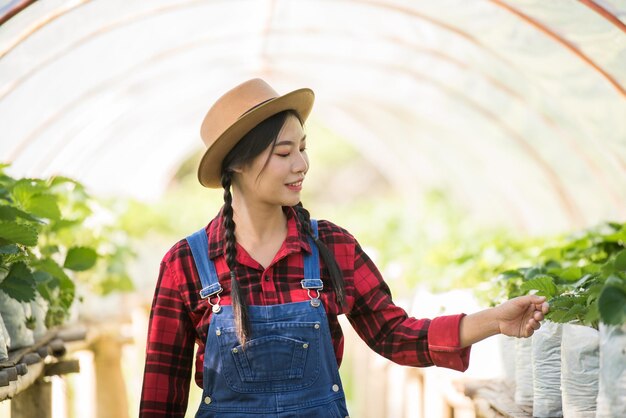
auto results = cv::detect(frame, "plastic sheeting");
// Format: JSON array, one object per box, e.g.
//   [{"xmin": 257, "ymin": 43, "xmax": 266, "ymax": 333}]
[{"xmin": 1, "ymin": 0, "xmax": 625, "ymax": 233}]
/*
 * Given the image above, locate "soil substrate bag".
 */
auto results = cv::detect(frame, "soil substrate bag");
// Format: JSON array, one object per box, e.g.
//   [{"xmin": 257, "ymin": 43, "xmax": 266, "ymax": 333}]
[
  {"xmin": 595, "ymin": 322, "xmax": 626, "ymax": 418},
  {"xmin": 0, "ymin": 290, "xmax": 34, "ymax": 350},
  {"xmin": 561, "ymin": 323, "xmax": 598, "ymax": 418},
  {"xmin": 531, "ymin": 320, "xmax": 562, "ymax": 417},
  {"xmin": 0, "ymin": 313, "xmax": 8, "ymax": 361},
  {"xmin": 514, "ymin": 337, "xmax": 533, "ymax": 406},
  {"xmin": 500, "ymin": 335, "xmax": 516, "ymax": 388}
]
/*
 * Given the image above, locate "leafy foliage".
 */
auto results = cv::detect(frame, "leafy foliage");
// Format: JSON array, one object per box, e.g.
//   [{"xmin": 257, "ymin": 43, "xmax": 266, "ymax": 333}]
[
  {"xmin": 473, "ymin": 221, "xmax": 626, "ymax": 327},
  {"xmin": 0, "ymin": 165, "xmax": 138, "ymax": 327}
]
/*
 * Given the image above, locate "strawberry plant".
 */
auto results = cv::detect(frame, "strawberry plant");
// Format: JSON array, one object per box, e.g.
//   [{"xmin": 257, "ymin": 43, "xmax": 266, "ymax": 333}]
[{"xmin": 0, "ymin": 164, "xmax": 135, "ymax": 329}]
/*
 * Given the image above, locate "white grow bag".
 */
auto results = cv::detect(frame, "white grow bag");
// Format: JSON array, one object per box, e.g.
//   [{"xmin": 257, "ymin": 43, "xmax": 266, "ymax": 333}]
[
  {"xmin": 595, "ymin": 322, "xmax": 626, "ymax": 418},
  {"xmin": 0, "ymin": 313, "xmax": 9, "ymax": 362},
  {"xmin": 0, "ymin": 290, "xmax": 34, "ymax": 350},
  {"xmin": 531, "ymin": 321, "xmax": 562, "ymax": 417},
  {"xmin": 561, "ymin": 323, "xmax": 599, "ymax": 418},
  {"xmin": 514, "ymin": 337, "xmax": 533, "ymax": 406},
  {"xmin": 500, "ymin": 335, "xmax": 517, "ymax": 388}
]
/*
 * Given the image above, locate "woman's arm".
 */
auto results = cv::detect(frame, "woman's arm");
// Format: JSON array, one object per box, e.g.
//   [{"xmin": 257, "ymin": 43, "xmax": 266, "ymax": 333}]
[
  {"xmin": 140, "ymin": 258, "xmax": 196, "ymax": 418},
  {"xmin": 459, "ymin": 295, "xmax": 549, "ymax": 348}
]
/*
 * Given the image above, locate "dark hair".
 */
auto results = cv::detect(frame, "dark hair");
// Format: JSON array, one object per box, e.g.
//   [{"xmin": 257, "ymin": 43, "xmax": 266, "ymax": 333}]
[{"xmin": 220, "ymin": 110, "xmax": 346, "ymax": 346}]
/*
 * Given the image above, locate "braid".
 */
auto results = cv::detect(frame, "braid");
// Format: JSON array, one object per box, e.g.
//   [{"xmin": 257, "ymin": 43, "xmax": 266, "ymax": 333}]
[
  {"xmin": 221, "ymin": 171, "xmax": 251, "ymax": 346},
  {"xmin": 294, "ymin": 203, "xmax": 346, "ymax": 307}
]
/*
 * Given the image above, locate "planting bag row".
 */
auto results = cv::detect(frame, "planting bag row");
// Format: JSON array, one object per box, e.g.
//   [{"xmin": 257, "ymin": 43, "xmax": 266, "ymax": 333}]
[{"xmin": 596, "ymin": 322, "xmax": 626, "ymax": 418}]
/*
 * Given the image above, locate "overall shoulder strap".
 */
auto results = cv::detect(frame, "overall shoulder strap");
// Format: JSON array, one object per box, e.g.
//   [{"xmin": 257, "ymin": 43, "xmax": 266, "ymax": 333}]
[
  {"xmin": 185, "ymin": 228, "xmax": 223, "ymax": 298},
  {"xmin": 302, "ymin": 219, "xmax": 322, "ymax": 289}
]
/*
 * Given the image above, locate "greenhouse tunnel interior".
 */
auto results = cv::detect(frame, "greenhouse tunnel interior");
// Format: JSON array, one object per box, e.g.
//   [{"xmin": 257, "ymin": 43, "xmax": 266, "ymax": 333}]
[{"xmin": 1, "ymin": 0, "xmax": 626, "ymax": 417}]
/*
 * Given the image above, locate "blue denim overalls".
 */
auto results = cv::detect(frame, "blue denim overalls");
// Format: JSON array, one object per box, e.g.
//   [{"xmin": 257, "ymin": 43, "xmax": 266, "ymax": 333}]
[{"xmin": 186, "ymin": 220, "xmax": 350, "ymax": 418}]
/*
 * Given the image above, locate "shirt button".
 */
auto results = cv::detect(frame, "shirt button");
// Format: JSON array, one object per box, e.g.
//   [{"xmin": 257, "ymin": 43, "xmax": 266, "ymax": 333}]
[
  {"xmin": 204, "ymin": 396, "xmax": 212, "ymax": 404},
  {"xmin": 332, "ymin": 384, "xmax": 339, "ymax": 392},
  {"xmin": 314, "ymin": 323, "xmax": 320, "ymax": 330},
  {"xmin": 302, "ymin": 343, "xmax": 309, "ymax": 349}
]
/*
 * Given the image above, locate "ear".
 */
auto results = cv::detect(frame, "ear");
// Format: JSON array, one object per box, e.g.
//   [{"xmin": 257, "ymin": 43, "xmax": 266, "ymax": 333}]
[{"xmin": 230, "ymin": 165, "xmax": 244, "ymax": 174}]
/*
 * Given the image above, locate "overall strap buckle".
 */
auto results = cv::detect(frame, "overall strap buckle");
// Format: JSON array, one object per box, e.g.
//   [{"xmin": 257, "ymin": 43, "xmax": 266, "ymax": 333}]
[
  {"xmin": 186, "ymin": 228, "xmax": 223, "ymax": 313},
  {"xmin": 302, "ymin": 219, "xmax": 322, "ymax": 307},
  {"xmin": 301, "ymin": 279, "xmax": 323, "ymax": 307}
]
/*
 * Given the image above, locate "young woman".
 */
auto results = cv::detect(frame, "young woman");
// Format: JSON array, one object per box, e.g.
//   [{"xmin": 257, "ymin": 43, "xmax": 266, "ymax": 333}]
[{"xmin": 140, "ymin": 78, "xmax": 549, "ymax": 418}]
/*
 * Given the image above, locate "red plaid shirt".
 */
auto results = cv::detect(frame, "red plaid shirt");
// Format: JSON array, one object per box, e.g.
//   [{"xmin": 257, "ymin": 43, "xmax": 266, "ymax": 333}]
[{"xmin": 140, "ymin": 207, "xmax": 471, "ymax": 417}]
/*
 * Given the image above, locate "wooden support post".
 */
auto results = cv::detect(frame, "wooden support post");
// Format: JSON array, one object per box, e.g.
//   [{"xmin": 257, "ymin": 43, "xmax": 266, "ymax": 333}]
[
  {"xmin": 11, "ymin": 378, "xmax": 52, "ymax": 418},
  {"xmin": 92, "ymin": 333, "xmax": 129, "ymax": 418}
]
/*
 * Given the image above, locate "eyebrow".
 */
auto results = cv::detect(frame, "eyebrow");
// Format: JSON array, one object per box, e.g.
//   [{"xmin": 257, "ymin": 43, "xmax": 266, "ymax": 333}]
[{"xmin": 275, "ymin": 134, "xmax": 306, "ymax": 147}]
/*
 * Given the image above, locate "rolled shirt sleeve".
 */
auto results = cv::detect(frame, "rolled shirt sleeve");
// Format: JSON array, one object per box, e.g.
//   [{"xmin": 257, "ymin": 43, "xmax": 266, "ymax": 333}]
[{"xmin": 428, "ymin": 314, "xmax": 471, "ymax": 371}]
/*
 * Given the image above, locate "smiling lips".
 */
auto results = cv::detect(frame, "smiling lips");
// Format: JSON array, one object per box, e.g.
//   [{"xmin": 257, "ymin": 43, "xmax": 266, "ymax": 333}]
[{"xmin": 286, "ymin": 180, "xmax": 303, "ymax": 190}]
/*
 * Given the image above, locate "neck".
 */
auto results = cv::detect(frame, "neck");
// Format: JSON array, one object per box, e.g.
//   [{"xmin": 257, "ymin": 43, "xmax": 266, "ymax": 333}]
[{"xmin": 230, "ymin": 195, "xmax": 288, "ymax": 245}]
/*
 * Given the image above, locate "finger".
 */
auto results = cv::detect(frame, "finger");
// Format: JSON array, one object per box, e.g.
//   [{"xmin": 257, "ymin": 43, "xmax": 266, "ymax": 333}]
[
  {"xmin": 533, "ymin": 311, "xmax": 544, "ymax": 322},
  {"xmin": 528, "ymin": 295, "xmax": 546, "ymax": 305},
  {"xmin": 528, "ymin": 318, "xmax": 541, "ymax": 330},
  {"xmin": 541, "ymin": 302, "xmax": 550, "ymax": 314}
]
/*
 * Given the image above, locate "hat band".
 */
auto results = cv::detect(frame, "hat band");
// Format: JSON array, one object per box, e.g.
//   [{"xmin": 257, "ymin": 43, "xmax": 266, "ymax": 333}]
[{"xmin": 240, "ymin": 97, "xmax": 276, "ymax": 118}]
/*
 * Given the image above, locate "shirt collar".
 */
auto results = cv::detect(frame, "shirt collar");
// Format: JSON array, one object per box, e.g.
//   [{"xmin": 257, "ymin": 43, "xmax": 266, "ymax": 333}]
[{"xmin": 206, "ymin": 206, "xmax": 312, "ymax": 260}]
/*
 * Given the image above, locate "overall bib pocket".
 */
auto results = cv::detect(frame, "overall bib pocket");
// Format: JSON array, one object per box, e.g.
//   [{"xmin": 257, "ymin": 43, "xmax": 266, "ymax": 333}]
[
  {"xmin": 216, "ymin": 321, "xmax": 322, "ymax": 393},
  {"xmin": 231, "ymin": 335, "xmax": 309, "ymax": 381}
]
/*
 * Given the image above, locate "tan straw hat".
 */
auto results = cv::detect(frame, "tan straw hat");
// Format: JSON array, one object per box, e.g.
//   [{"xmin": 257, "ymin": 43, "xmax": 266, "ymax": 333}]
[{"xmin": 198, "ymin": 78, "xmax": 315, "ymax": 188}]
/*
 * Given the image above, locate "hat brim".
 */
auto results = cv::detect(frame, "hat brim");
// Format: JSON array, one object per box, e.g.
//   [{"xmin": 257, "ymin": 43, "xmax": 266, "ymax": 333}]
[{"xmin": 198, "ymin": 87, "xmax": 315, "ymax": 188}]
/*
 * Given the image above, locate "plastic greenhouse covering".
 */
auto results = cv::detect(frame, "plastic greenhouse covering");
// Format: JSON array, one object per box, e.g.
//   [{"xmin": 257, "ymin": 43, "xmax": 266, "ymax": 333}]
[{"xmin": 1, "ymin": 0, "xmax": 625, "ymax": 234}]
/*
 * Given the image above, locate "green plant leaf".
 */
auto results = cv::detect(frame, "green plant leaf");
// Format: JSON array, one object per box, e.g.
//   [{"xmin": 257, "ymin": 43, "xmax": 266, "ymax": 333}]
[
  {"xmin": 0, "ymin": 205, "xmax": 40, "ymax": 223},
  {"xmin": 33, "ymin": 258, "xmax": 72, "ymax": 285},
  {"xmin": 0, "ymin": 206, "xmax": 17, "ymax": 221},
  {"xmin": 497, "ymin": 270, "xmax": 523, "ymax": 280},
  {"xmin": 520, "ymin": 275, "xmax": 558, "ymax": 298},
  {"xmin": 561, "ymin": 304, "xmax": 587, "ymax": 323},
  {"xmin": 33, "ymin": 270, "xmax": 53, "ymax": 284},
  {"xmin": 98, "ymin": 274, "xmax": 135, "ymax": 295},
  {"xmin": 524, "ymin": 267, "xmax": 545, "ymax": 280},
  {"xmin": 0, "ymin": 262, "xmax": 36, "ymax": 302},
  {"xmin": 0, "ymin": 221, "xmax": 38, "ymax": 246},
  {"xmin": 11, "ymin": 179, "xmax": 45, "ymax": 208},
  {"xmin": 598, "ymin": 285, "xmax": 626, "ymax": 325},
  {"xmin": 571, "ymin": 273, "xmax": 599, "ymax": 290},
  {"xmin": 64, "ymin": 246, "xmax": 98, "ymax": 271},
  {"xmin": 614, "ymin": 250, "xmax": 626, "ymax": 271},
  {"xmin": 24, "ymin": 194, "xmax": 61, "ymax": 221},
  {"xmin": 540, "ymin": 247, "xmax": 562, "ymax": 261},
  {"xmin": 0, "ymin": 244, "xmax": 19, "ymax": 254},
  {"xmin": 559, "ymin": 266, "xmax": 583, "ymax": 282}
]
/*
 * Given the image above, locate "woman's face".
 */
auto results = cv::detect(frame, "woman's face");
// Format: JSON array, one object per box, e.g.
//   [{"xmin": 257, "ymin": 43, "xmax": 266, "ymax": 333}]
[{"xmin": 234, "ymin": 114, "xmax": 309, "ymax": 208}]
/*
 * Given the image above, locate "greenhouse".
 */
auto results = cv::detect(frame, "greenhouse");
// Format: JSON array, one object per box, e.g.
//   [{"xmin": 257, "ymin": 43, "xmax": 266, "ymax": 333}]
[{"xmin": 1, "ymin": 0, "xmax": 625, "ymax": 417}]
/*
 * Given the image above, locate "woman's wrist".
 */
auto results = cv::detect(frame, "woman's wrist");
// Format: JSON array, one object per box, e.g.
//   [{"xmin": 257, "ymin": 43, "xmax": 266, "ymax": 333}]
[{"xmin": 459, "ymin": 307, "xmax": 501, "ymax": 348}]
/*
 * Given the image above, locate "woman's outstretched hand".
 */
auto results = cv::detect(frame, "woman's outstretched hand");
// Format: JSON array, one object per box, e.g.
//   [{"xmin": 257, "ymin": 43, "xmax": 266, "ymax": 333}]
[
  {"xmin": 459, "ymin": 295, "xmax": 550, "ymax": 347},
  {"xmin": 495, "ymin": 295, "xmax": 550, "ymax": 338}
]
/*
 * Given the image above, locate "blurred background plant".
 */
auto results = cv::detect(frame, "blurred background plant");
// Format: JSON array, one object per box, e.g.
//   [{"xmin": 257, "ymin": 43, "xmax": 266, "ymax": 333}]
[{"xmin": 0, "ymin": 163, "xmax": 152, "ymax": 330}]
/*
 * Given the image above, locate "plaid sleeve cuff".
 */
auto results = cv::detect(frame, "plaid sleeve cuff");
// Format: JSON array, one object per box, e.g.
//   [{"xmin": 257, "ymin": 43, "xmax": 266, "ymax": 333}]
[{"xmin": 427, "ymin": 313, "xmax": 471, "ymax": 372}]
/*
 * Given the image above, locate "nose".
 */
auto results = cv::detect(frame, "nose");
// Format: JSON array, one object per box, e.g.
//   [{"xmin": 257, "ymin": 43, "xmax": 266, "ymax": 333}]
[{"xmin": 293, "ymin": 150, "xmax": 309, "ymax": 174}]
